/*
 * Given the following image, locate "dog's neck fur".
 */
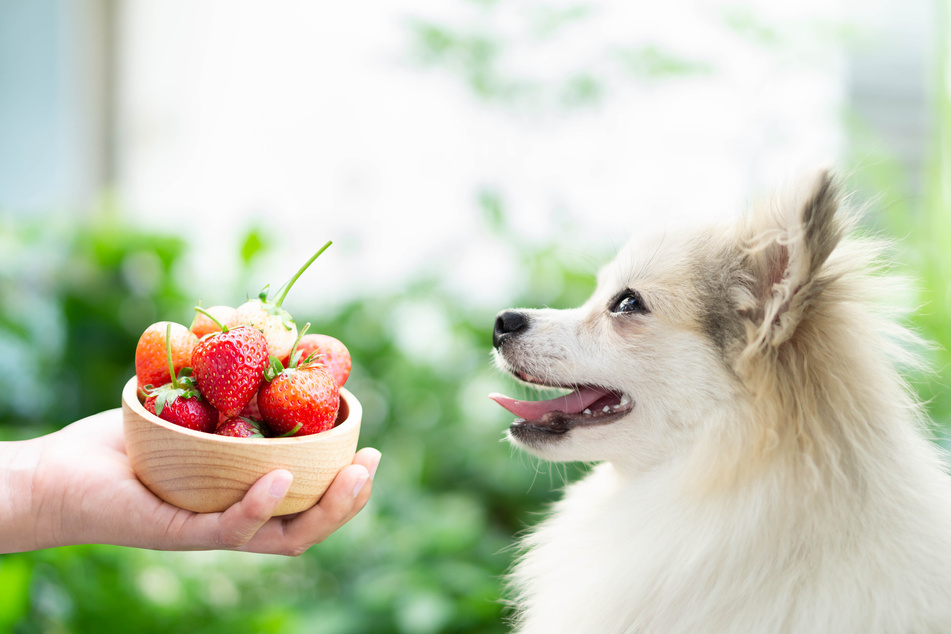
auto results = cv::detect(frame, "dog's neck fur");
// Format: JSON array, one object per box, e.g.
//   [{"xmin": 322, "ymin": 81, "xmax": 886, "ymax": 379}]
[
  {"xmin": 508, "ymin": 419, "xmax": 951, "ymax": 634},
  {"xmin": 504, "ymin": 172, "xmax": 951, "ymax": 633}
]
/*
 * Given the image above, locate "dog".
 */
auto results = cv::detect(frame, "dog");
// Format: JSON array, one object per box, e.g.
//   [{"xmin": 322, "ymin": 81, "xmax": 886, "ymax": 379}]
[{"xmin": 490, "ymin": 170, "xmax": 951, "ymax": 633}]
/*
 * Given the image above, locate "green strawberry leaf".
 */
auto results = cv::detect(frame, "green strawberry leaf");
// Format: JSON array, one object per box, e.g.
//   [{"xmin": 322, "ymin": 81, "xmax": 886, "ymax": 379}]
[
  {"xmin": 302, "ymin": 350, "xmax": 325, "ymax": 365},
  {"xmin": 234, "ymin": 416, "xmax": 266, "ymax": 438},
  {"xmin": 266, "ymin": 303, "xmax": 295, "ymax": 331},
  {"xmin": 149, "ymin": 383, "xmax": 201, "ymax": 416},
  {"xmin": 264, "ymin": 356, "xmax": 286, "ymax": 382}
]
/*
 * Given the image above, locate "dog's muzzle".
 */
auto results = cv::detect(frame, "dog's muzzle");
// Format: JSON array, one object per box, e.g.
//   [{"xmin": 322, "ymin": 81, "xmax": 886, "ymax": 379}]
[{"xmin": 493, "ymin": 310, "xmax": 530, "ymax": 349}]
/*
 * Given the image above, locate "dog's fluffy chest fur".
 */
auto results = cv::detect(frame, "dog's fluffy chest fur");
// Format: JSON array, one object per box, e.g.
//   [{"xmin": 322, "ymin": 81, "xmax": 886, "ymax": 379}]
[{"xmin": 509, "ymin": 458, "xmax": 951, "ymax": 634}]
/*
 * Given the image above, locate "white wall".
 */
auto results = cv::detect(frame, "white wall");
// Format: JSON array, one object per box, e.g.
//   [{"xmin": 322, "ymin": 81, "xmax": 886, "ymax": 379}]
[{"xmin": 110, "ymin": 0, "xmax": 853, "ymax": 308}]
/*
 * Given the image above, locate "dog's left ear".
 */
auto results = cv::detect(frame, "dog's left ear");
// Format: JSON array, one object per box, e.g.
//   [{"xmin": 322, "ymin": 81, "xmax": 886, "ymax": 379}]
[{"xmin": 742, "ymin": 168, "xmax": 846, "ymax": 347}]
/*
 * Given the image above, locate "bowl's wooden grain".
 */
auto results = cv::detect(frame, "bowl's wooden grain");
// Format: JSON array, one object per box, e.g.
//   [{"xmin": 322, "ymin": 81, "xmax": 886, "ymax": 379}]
[{"xmin": 122, "ymin": 376, "xmax": 361, "ymax": 515}]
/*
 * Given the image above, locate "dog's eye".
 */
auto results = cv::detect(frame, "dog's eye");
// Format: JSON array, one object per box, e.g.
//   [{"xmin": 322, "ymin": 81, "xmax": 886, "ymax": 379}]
[{"xmin": 611, "ymin": 290, "xmax": 648, "ymax": 314}]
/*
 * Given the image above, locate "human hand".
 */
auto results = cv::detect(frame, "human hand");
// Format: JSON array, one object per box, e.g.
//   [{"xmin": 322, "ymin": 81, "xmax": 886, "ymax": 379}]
[{"xmin": 2, "ymin": 409, "xmax": 380, "ymax": 555}]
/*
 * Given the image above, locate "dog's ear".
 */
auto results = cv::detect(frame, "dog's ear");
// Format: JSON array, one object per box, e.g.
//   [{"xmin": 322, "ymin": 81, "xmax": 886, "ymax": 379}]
[{"xmin": 741, "ymin": 168, "xmax": 846, "ymax": 347}]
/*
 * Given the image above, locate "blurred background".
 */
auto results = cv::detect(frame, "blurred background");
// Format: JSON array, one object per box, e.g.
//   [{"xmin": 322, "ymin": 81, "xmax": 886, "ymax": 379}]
[{"xmin": 0, "ymin": 0, "xmax": 948, "ymax": 632}]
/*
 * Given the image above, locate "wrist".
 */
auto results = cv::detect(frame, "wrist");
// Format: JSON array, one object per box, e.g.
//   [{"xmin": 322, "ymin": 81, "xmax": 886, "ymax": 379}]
[{"xmin": 0, "ymin": 437, "xmax": 44, "ymax": 553}]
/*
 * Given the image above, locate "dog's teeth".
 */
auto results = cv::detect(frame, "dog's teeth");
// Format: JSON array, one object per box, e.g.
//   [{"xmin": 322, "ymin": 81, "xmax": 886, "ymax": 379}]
[
  {"xmin": 583, "ymin": 409, "xmax": 591, "ymax": 415},
  {"xmin": 620, "ymin": 395, "xmax": 631, "ymax": 406},
  {"xmin": 603, "ymin": 406, "xmax": 610, "ymax": 413}
]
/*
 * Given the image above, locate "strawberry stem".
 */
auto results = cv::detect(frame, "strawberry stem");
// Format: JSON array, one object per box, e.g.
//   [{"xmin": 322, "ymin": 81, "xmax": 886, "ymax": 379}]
[
  {"xmin": 287, "ymin": 322, "xmax": 311, "ymax": 369},
  {"xmin": 275, "ymin": 241, "xmax": 332, "ymax": 308},
  {"xmin": 165, "ymin": 323, "xmax": 179, "ymax": 389},
  {"xmin": 194, "ymin": 306, "xmax": 229, "ymax": 333},
  {"xmin": 278, "ymin": 422, "xmax": 304, "ymax": 437}
]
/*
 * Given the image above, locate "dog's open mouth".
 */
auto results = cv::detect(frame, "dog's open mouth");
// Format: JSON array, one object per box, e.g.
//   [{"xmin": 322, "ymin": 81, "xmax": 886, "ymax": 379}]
[{"xmin": 489, "ymin": 372, "xmax": 633, "ymax": 435}]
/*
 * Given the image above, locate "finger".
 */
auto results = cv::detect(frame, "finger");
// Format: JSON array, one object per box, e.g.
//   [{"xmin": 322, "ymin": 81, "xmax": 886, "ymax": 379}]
[
  {"xmin": 353, "ymin": 447, "xmax": 383, "ymax": 476},
  {"xmin": 288, "ymin": 464, "xmax": 370, "ymax": 539},
  {"xmin": 337, "ymin": 448, "xmax": 381, "ymax": 524},
  {"xmin": 294, "ymin": 447, "xmax": 382, "ymax": 533},
  {"xmin": 239, "ymin": 464, "xmax": 369, "ymax": 555},
  {"xmin": 285, "ymin": 448, "xmax": 381, "ymax": 537},
  {"xmin": 234, "ymin": 449, "xmax": 381, "ymax": 555},
  {"xmin": 211, "ymin": 469, "xmax": 294, "ymax": 549}
]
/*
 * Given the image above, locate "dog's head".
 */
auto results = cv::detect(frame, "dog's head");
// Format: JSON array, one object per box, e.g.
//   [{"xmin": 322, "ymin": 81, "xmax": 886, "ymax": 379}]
[{"xmin": 491, "ymin": 170, "xmax": 879, "ymax": 475}]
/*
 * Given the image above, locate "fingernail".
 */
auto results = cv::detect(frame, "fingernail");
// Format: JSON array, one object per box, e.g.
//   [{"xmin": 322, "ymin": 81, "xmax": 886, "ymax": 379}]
[
  {"xmin": 368, "ymin": 452, "xmax": 382, "ymax": 480},
  {"xmin": 351, "ymin": 471, "xmax": 370, "ymax": 498},
  {"xmin": 271, "ymin": 472, "xmax": 293, "ymax": 499}
]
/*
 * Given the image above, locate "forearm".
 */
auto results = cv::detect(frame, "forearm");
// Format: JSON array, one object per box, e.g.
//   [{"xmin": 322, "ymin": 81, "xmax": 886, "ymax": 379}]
[{"xmin": 0, "ymin": 437, "xmax": 44, "ymax": 553}]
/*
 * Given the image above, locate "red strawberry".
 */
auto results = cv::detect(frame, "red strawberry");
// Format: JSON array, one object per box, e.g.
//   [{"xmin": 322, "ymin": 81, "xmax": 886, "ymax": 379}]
[
  {"xmin": 288, "ymin": 333, "xmax": 352, "ymax": 388},
  {"xmin": 239, "ymin": 392, "xmax": 262, "ymax": 419},
  {"xmin": 142, "ymin": 324, "xmax": 217, "ymax": 433},
  {"xmin": 135, "ymin": 321, "xmax": 198, "ymax": 391},
  {"xmin": 191, "ymin": 315, "xmax": 270, "ymax": 418},
  {"xmin": 190, "ymin": 305, "xmax": 236, "ymax": 338},
  {"xmin": 145, "ymin": 389, "xmax": 218, "ymax": 433},
  {"xmin": 258, "ymin": 359, "xmax": 340, "ymax": 437},
  {"xmin": 216, "ymin": 416, "xmax": 267, "ymax": 438},
  {"xmin": 228, "ymin": 241, "xmax": 332, "ymax": 360}
]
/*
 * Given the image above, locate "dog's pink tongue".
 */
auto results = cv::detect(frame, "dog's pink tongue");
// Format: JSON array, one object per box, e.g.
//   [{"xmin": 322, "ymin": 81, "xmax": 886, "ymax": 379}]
[{"xmin": 489, "ymin": 387, "xmax": 607, "ymax": 420}]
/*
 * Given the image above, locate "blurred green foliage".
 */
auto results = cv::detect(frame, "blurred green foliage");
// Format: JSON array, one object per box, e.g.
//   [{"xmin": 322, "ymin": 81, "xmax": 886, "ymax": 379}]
[
  {"xmin": 0, "ymin": 209, "xmax": 194, "ymax": 435},
  {"xmin": 0, "ymin": 196, "xmax": 600, "ymax": 632}
]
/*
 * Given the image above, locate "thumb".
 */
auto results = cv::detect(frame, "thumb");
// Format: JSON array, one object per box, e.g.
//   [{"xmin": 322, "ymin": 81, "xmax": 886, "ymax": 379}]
[{"xmin": 213, "ymin": 469, "xmax": 293, "ymax": 549}]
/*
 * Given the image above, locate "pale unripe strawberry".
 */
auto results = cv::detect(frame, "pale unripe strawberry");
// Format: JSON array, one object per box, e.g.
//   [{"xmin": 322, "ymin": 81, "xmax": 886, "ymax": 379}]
[
  {"xmin": 227, "ymin": 298, "xmax": 298, "ymax": 361},
  {"xmin": 190, "ymin": 305, "xmax": 236, "ymax": 338}
]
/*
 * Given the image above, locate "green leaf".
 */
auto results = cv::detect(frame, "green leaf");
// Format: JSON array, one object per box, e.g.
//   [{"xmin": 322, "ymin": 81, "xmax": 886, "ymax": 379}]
[
  {"xmin": 264, "ymin": 356, "xmax": 285, "ymax": 382},
  {"xmin": 154, "ymin": 392, "xmax": 169, "ymax": 416},
  {"xmin": 266, "ymin": 303, "xmax": 295, "ymax": 331}
]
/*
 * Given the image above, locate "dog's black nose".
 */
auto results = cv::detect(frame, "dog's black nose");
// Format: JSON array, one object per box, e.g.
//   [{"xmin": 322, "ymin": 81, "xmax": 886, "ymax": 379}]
[{"xmin": 493, "ymin": 310, "xmax": 529, "ymax": 348}]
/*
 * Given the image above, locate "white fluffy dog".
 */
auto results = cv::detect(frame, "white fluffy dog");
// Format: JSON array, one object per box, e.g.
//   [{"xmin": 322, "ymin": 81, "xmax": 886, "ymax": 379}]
[{"xmin": 490, "ymin": 170, "xmax": 951, "ymax": 633}]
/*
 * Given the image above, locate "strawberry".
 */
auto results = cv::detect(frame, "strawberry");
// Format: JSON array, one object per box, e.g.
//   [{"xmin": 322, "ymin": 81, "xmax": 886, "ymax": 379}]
[
  {"xmin": 142, "ymin": 324, "xmax": 218, "ymax": 433},
  {"xmin": 145, "ymin": 388, "xmax": 218, "ymax": 433},
  {"xmin": 258, "ymin": 363, "xmax": 340, "ymax": 436},
  {"xmin": 135, "ymin": 321, "xmax": 198, "ymax": 391},
  {"xmin": 258, "ymin": 323, "xmax": 340, "ymax": 436},
  {"xmin": 228, "ymin": 297, "xmax": 298, "ymax": 363},
  {"xmin": 191, "ymin": 309, "xmax": 270, "ymax": 418},
  {"xmin": 239, "ymin": 392, "xmax": 262, "ymax": 420},
  {"xmin": 190, "ymin": 304, "xmax": 236, "ymax": 338},
  {"xmin": 289, "ymin": 333, "xmax": 352, "ymax": 388},
  {"xmin": 216, "ymin": 416, "xmax": 267, "ymax": 438},
  {"xmin": 228, "ymin": 241, "xmax": 332, "ymax": 360}
]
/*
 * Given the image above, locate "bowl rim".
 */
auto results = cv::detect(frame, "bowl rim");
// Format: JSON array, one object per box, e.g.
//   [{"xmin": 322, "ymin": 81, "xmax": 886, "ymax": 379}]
[{"xmin": 122, "ymin": 376, "xmax": 361, "ymax": 446}]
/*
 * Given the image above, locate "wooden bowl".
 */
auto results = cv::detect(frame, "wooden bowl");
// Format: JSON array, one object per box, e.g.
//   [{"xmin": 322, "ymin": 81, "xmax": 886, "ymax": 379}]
[{"xmin": 121, "ymin": 376, "xmax": 362, "ymax": 515}]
